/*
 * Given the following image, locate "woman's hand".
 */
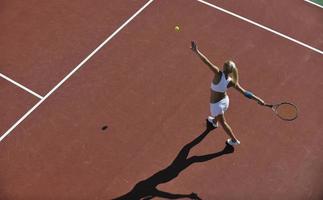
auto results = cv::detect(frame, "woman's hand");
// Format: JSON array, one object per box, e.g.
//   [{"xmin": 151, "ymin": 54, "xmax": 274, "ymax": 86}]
[
  {"xmin": 191, "ymin": 41, "xmax": 198, "ymax": 53},
  {"xmin": 189, "ymin": 192, "xmax": 202, "ymax": 200},
  {"xmin": 257, "ymin": 99, "xmax": 265, "ymax": 106}
]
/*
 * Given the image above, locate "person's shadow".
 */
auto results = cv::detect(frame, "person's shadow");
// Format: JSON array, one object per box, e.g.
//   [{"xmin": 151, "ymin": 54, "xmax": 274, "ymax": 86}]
[{"xmin": 113, "ymin": 120, "xmax": 235, "ymax": 200}]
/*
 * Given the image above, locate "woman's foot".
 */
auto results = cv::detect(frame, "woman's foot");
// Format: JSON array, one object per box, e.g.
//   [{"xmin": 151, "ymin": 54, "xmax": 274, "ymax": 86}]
[
  {"xmin": 207, "ymin": 116, "xmax": 218, "ymax": 128},
  {"xmin": 226, "ymin": 138, "xmax": 240, "ymax": 146}
]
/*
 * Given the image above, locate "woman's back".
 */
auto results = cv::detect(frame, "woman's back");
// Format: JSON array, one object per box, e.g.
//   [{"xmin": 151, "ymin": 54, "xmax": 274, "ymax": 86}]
[{"xmin": 210, "ymin": 72, "xmax": 231, "ymax": 103}]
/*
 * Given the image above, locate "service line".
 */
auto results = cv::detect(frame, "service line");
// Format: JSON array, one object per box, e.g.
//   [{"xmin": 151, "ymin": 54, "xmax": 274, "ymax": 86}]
[{"xmin": 0, "ymin": 73, "xmax": 43, "ymax": 99}]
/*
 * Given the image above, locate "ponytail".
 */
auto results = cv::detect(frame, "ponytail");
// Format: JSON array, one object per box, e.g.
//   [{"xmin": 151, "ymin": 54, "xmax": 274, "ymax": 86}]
[
  {"xmin": 224, "ymin": 60, "xmax": 239, "ymax": 86},
  {"xmin": 231, "ymin": 64, "xmax": 239, "ymax": 86}
]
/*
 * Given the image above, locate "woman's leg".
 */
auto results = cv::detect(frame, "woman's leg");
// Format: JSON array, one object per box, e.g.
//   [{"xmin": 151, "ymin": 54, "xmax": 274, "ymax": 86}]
[
  {"xmin": 207, "ymin": 116, "xmax": 218, "ymax": 128},
  {"xmin": 209, "ymin": 103, "xmax": 219, "ymax": 127},
  {"xmin": 216, "ymin": 114, "xmax": 239, "ymax": 142},
  {"xmin": 212, "ymin": 117, "xmax": 218, "ymax": 125}
]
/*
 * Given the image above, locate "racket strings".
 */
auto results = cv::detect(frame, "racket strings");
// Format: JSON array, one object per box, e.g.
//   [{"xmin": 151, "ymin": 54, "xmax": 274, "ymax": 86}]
[{"xmin": 275, "ymin": 103, "xmax": 298, "ymax": 120}]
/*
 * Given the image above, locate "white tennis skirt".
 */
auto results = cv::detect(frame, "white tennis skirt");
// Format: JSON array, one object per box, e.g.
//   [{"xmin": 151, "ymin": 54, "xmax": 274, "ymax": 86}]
[{"xmin": 210, "ymin": 95, "xmax": 229, "ymax": 117}]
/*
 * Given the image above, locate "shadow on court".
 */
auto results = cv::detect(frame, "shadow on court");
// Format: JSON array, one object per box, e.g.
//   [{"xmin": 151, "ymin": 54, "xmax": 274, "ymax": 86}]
[{"xmin": 113, "ymin": 120, "xmax": 235, "ymax": 200}]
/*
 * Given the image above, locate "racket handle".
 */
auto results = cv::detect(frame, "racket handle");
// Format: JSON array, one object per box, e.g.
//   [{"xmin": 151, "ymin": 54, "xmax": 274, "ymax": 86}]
[
  {"xmin": 191, "ymin": 41, "xmax": 196, "ymax": 49},
  {"xmin": 264, "ymin": 103, "xmax": 273, "ymax": 108}
]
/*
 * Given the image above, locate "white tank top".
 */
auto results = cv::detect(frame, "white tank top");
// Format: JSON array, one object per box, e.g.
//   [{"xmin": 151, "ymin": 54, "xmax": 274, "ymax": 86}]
[{"xmin": 211, "ymin": 72, "xmax": 231, "ymax": 93}]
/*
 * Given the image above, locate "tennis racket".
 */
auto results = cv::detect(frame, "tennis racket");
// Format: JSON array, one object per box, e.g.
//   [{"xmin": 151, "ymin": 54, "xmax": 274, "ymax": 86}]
[{"xmin": 265, "ymin": 102, "xmax": 298, "ymax": 121}]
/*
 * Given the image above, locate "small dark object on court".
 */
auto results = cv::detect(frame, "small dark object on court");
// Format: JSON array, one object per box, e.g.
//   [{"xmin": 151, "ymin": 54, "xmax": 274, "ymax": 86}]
[{"xmin": 101, "ymin": 125, "xmax": 108, "ymax": 131}]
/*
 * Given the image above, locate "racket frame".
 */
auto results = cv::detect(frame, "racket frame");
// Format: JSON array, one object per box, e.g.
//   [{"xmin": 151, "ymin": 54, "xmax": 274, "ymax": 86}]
[{"xmin": 265, "ymin": 102, "xmax": 298, "ymax": 121}]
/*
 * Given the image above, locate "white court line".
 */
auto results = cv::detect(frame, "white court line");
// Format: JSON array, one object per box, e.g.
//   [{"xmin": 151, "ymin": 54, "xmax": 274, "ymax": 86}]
[
  {"xmin": 304, "ymin": 0, "xmax": 323, "ymax": 8},
  {"xmin": 0, "ymin": 0, "xmax": 155, "ymax": 142},
  {"xmin": 197, "ymin": 0, "xmax": 323, "ymax": 55},
  {"xmin": 0, "ymin": 73, "xmax": 43, "ymax": 99}
]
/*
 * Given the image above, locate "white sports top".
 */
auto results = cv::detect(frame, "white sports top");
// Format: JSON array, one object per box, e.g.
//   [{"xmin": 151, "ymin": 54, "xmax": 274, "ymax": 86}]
[{"xmin": 211, "ymin": 72, "xmax": 231, "ymax": 93}]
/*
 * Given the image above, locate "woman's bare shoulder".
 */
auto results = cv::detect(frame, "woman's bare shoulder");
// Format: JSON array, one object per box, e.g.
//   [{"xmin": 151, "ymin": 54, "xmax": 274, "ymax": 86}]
[{"xmin": 212, "ymin": 71, "xmax": 222, "ymax": 83}]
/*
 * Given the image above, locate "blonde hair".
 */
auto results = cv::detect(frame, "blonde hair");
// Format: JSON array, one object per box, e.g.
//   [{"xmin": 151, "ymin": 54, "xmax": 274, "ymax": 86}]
[{"xmin": 224, "ymin": 60, "xmax": 239, "ymax": 86}]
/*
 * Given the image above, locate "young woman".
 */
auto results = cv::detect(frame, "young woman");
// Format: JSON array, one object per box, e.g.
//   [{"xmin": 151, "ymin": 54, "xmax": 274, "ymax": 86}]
[{"xmin": 191, "ymin": 41, "xmax": 266, "ymax": 146}]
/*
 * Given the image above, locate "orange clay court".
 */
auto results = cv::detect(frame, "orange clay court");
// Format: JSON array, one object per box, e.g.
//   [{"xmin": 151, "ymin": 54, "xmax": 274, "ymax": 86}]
[{"xmin": 0, "ymin": 0, "xmax": 322, "ymax": 199}]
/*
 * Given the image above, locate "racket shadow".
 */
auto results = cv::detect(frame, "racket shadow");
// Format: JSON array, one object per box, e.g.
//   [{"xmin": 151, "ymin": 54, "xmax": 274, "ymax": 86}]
[{"xmin": 112, "ymin": 120, "xmax": 234, "ymax": 200}]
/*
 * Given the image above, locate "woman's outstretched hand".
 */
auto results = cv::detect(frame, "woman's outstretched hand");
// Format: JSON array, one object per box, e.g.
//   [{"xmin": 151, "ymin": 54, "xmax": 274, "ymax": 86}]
[
  {"xmin": 257, "ymin": 99, "xmax": 265, "ymax": 106},
  {"xmin": 191, "ymin": 41, "xmax": 198, "ymax": 53},
  {"xmin": 263, "ymin": 103, "xmax": 273, "ymax": 107},
  {"xmin": 189, "ymin": 192, "xmax": 202, "ymax": 200}
]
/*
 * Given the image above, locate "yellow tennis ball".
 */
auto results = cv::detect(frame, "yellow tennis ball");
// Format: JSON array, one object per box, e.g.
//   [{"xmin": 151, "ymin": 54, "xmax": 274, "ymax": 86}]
[{"xmin": 175, "ymin": 26, "xmax": 180, "ymax": 32}]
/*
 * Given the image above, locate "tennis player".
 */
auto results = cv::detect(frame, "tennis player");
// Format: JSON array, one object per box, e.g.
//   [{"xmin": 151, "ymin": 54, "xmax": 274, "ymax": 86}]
[{"xmin": 191, "ymin": 41, "xmax": 267, "ymax": 146}]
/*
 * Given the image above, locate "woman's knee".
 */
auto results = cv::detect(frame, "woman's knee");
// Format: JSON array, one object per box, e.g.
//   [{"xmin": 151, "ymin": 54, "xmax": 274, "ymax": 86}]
[{"xmin": 216, "ymin": 115, "xmax": 226, "ymax": 125}]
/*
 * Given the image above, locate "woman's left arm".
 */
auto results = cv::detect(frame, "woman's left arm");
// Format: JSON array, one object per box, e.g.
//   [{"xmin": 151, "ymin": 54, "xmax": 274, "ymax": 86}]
[{"xmin": 233, "ymin": 83, "xmax": 265, "ymax": 105}]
